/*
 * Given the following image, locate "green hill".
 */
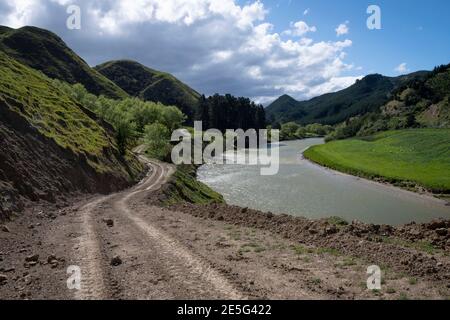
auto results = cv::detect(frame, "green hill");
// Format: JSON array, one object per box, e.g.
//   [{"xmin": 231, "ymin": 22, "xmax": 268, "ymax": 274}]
[
  {"xmin": 382, "ymin": 64, "xmax": 450, "ymax": 128},
  {"xmin": 0, "ymin": 52, "xmax": 143, "ymax": 218},
  {"xmin": 95, "ymin": 60, "xmax": 200, "ymax": 122},
  {"xmin": 304, "ymin": 129, "xmax": 450, "ymax": 194},
  {"xmin": 267, "ymin": 72, "xmax": 429, "ymax": 126},
  {"xmin": 0, "ymin": 26, "xmax": 128, "ymax": 99}
]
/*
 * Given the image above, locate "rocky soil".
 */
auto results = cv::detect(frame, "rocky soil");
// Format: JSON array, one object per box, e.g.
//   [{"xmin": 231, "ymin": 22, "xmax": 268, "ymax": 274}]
[{"xmin": 0, "ymin": 159, "xmax": 449, "ymax": 300}]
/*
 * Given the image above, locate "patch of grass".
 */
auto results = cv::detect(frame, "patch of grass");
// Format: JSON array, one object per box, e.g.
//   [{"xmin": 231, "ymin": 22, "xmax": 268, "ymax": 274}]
[
  {"xmin": 311, "ymin": 278, "xmax": 322, "ymax": 285},
  {"xmin": 382, "ymin": 236, "xmax": 440, "ymax": 255},
  {"xmin": 399, "ymin": 292, "xmax": 409, "ymax": 300},
  {"xmin": 386, "ymin": 288, "xmax": 396, "ymax": 294},
  {"xmin": 163, "ymin": 165, "xmax": 225, "ymax": 205},
  {"xmin": 372, "ymin": 289, "xmax": 382, "ymax": 296},
  {"xmin": 304, "ymin": 129, "xmax": 450, "ymax": 193},
  {"xmin": 316, "ymin": 247, "xmax": 340, "ymax": 256},
  {"xmin": 409, "ymin": 277, "xmax": 418, "ymax": 285},
  {"xmin": 291, "ymin": 244, "xmax": 310, "ymax": 255},
  {"xmin": 242, "ymin": 242, "xmax": 266, "ymax": 253},
  {"xmin": 341, "ymin": 257, "xmax": 357, "ymax": 267},
  {"xmin": 327, "ymin": 216, "xmax": 349, "ymax": 227},
  {"xmin": 229, "ymin": 231, "xmax": 241, "ymax": 241}
]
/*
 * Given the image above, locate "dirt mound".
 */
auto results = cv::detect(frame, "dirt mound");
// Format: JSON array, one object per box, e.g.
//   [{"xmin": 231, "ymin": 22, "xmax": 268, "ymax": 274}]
[{"xmin": 163, "ymin": 201, "xmax": 450, "ymax": 283}]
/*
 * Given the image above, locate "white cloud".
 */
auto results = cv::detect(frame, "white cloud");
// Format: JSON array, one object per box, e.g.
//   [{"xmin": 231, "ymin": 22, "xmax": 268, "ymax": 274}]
[
  {"xmin": 303, "ymin": 8, "xmax": 309, "ymax": 16},
  {"xmin": 395, "ymin": 63, "xmax": 409, "ymax": 74},
  {"xmin": 0, "ymin": 0, "xmax": 362, "ymax": 101},
  {"xmin": 335, "ymin": 21, "xmax": 349, "ymax": 36},
  {"xmin": 282, "ymin": 20, "xmax": 317, "ymax": 37}
]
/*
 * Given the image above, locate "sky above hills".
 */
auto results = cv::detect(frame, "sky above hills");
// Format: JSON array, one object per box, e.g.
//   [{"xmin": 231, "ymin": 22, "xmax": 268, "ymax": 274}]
[{"xmin": 1, "ymin": 0, "xmax": 449, "ymax": 104}]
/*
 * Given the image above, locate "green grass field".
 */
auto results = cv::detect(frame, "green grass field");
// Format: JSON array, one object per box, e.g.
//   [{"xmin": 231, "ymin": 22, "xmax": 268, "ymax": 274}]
[{"xmin": 304, "ymin": 129, "xmax": 450, "ymax": 193}]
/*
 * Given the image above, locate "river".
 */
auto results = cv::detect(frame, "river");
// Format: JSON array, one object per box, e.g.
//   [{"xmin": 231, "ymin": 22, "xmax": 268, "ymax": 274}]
[{"xmin": 197, "ymin": 138, "xmax": 450, "ymax": 225}]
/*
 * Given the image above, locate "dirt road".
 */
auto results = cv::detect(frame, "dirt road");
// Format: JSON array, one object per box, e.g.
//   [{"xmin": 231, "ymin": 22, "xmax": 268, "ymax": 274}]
[{"xmin": 1, "ymin": 153, "xmax": 449, "ymax": 300}]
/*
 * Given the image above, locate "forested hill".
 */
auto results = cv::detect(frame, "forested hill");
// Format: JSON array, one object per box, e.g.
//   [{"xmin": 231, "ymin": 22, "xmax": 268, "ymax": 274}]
[
  {"xmin": 0, "ymin": 26, "xmax": 128, "ymax": 99},
  {"xmin": 266, "ymin": 72, "xmax": 429, "ymax": 126},
  {"xmin": 325, "ymin": 64, "xmax": 450, "ymax": 141},
  {"xmin": 95, "ymin": 60, "xmax": 201, "ymax": 122}
]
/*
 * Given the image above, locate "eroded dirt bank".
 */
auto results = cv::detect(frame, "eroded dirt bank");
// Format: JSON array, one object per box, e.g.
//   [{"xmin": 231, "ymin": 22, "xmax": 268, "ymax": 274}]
[{"xmin": 0, "ymin": 159, "xmax": 449, "ymax": 300}]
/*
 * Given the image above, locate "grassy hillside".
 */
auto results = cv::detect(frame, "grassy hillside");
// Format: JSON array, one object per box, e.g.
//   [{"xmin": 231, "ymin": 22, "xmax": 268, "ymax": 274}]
[
  {"xmin": 161, "ymin": 165, "xmax": 224, "ymax": 205},
  {"xmin": 267, "ymin": 72, "xmax": 429, "ymax": 126},
  {"xmin": 304, "ymin": 129, "xmax": 450, "ymax": 193},
  {"xmin": 0, "ymin": 51, "xmax": 143, "ymax": 216},
  {"xmin": 0, "ymin": 26, "xmax": 128, "ymax": 99},
  {"xmin": 95, "ymin": 60, "xmax": 200, "ymax": 122}
]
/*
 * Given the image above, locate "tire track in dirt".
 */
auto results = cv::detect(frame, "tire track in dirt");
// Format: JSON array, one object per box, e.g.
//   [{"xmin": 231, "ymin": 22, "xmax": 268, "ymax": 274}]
[
  {"xmin": 74, "ymin": 151, "xmax": 244, "ymax": 299},
  {"xmin": 118, "ymin": 161, "xmax": 244, "ymax": 299},
  {"xmin": 74, "ymin": 197, "xmax": 111, "ymax": 300}
]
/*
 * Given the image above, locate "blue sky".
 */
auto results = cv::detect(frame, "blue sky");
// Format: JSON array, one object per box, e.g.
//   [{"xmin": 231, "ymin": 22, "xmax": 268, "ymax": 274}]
[
  {"xmin": 258, "ymin": 0, "xmax": 450, "ymax": 76},
  {"xmin": 0, "ymin": 0, "xmax": 449, "ymax": 103}
]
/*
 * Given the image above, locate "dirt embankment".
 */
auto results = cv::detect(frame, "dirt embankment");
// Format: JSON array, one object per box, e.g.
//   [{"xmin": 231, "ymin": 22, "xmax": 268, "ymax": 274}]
[
  {"xmin": 0, "ymin": 159, "xmax": 449, "ymax": 300},
  {"xmin": 0, "ymin": 100, "xmax": 145, "ymax": 220},
  {"xmin": 161, "ymin": 201, "xmax": 450, "ymax": 283}
]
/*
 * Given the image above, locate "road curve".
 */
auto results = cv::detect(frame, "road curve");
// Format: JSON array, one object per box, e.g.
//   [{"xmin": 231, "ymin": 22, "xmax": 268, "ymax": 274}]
[{"xmin": 74, "ymin": 152, "xmax": 244, "ymax": 300}]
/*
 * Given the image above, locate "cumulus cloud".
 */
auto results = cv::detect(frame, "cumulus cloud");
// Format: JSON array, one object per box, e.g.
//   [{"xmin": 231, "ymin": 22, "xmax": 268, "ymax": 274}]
[
  {"xmin": 335, "ymin": 21, "xmax": 349, "ymax": 36},
  {"xmin": 282, "ymin": 20, "xmax": 317, "ymax": 37},
  {"xmin": 395, "ymin": 62, "xmax": 409, "ymax": 74},
  {"xmin": 0, "ymin": 0, "xmax": 362, "ymax": 103}
]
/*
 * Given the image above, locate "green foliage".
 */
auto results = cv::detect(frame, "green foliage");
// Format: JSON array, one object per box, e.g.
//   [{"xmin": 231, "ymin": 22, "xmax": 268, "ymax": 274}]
[
  {"xmin": 324, "ymin": 64, "xmax": 450, "ymax": 142},
  {"xmin": 163, "ymin": 165, "xmax": 225, "ymax": 205},
  {"xmin": 280, "ymin": 122, "xmax": 332, "ymax": 141},
  {"xmin": 305, "ymin": 129, "xmax": 450, "ymax": 193},
  {"xmin": 143, "ymin": 123, "xmax": 172, "ymax": 160},
  {"xmin": 0, "ymin": 26, "xmax": 127, "ymax": 99},
  {"xmin": 198, "ymin": 94, "xmax": 266, "ymax": 132},
  {"xmin": 95, "ymin": 60, "xmax": 200, "ymax": 122},
  {"xmin": 267, "ymin": 72, "xmax": 430, "ymax": 127},
  {"xmin": 0, "ymin": 51, "xmax": 142, "ymax": 177},
  {"xmin": 51, "ymin": 79, "xmax": 185, "ymax": 156},
  {"xmin": 51, "ymin": 78, "xmax": 186, "ymax": 162},
  {"xmin": 116, "ymin": 120, "xmax": 136, "ymax": 156},
  {"xmin": 0, "ymin": 52, "xmax": 107, "ymax": 156}
]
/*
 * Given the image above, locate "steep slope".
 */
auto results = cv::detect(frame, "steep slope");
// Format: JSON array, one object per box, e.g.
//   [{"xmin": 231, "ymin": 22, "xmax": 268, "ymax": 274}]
[
  {"xmin": 382, "ymin": 64, "xmax": 450, "ymax": 127},
  {"xmin": 267, "ymin": 72, "xmax": 429, "ymax": 125},
  {"xmin": 0, "ymin": 52, "xmax": 144, "ymax": 219},
  {"xmin": 95, "ymin": 60, "xmax": 200, "ymax": 121},
  {"xmin": 0, "ymin": 26, "xmax": 128, "ymax": 99}
]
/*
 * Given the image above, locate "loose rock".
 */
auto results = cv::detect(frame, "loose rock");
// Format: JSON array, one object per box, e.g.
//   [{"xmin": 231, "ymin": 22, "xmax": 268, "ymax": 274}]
[
  {"xmin": 25, "ymin": 254, "xmax": 39, "ymax": 263},
  {"xmin": 110, "ymin": 256, "xmax": 122, "ymax": 266}
]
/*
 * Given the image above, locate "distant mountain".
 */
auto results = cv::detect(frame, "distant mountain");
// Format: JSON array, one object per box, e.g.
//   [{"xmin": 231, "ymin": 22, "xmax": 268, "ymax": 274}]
[
  {"xmin": 266, "ymin": 72, "xmax": 429, "ymax": 126},
  {"xmin": 0, "ymin": 26, "xmax": 128, "ymax": 99},
  {"xmin": 0, "ymin": 51, "xmax": 143, "ymax": 219},
  {"xmin": 95, "ymin": 60, "xmax": 201, "ymax": 122}
]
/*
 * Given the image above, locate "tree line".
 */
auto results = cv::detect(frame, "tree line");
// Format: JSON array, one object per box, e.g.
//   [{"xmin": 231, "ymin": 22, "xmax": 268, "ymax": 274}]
[{"xmin": 196, "ymin": 94, "xmax": 266, "ymax": 132}]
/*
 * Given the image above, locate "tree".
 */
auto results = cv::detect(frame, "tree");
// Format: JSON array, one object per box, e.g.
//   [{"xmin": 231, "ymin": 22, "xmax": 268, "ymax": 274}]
[
  {"xmin": 281, "ymin": 122, "xmax": 300, "ymax": 140},
  {"xmin": 143, "ymin": 123, "xmax": 171, "ymax": 160},
  {"xmin": 115, "ymin": 120, "xmax": 135, "ymax": 156}
]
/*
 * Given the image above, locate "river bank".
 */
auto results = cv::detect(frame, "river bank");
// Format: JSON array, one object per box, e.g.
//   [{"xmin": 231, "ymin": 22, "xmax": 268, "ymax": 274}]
[
  {"xmin": 303, "ymin": 129, "xmax": 450, "ymax": 199},
  {"xmin": 197, "ymin": 139, "xmax": 450, "ymax": 225}
]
